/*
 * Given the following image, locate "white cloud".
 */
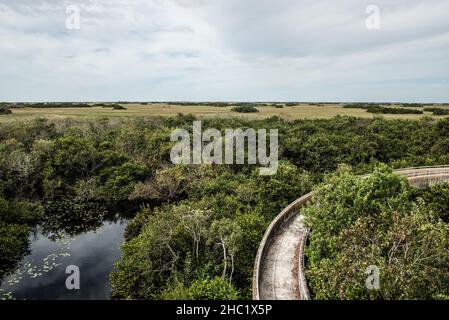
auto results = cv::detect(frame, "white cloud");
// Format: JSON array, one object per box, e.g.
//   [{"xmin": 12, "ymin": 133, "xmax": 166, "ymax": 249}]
[{"xmin": 0, "ymin": 0, "xmax": 448, "ymax": 102}]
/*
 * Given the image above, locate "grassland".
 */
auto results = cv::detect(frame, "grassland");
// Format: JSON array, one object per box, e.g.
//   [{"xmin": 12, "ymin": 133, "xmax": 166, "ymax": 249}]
[{"xmin": 1, "ymin": 103, "xmax": 449, "ymax": 123}]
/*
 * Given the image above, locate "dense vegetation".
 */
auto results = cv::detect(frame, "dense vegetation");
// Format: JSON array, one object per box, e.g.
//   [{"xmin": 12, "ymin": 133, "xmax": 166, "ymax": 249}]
[
  {"xmin": 231, "ymin": 105, "xmax": 259, "ymax": 113},
  {"xmin": 424, "ymin": 107, "xmax": 449, "ymax": 116},
  {"xmin": 111, "ymin": 104, "xmax": 127, "ymax": 110},
  {"xmin": 8, "ymin": 102, "xmax": 94, "ymax": 108},
  {"xmin": 342, "ymin": 103, "xmax": 425, "ymax": 114},
  {"xmin": 0, "ymin": 222, "xmax": 29, "ymax": 278},
  {"xmin": 304, "ymin": 165, "xmax": 449, "ymax": 299},
  {"xmin": 1, "ymin": 115, "xmax": 449, "ymax": 299},
  {"xmin": 166, "ymin": 102, "xmax": 231, "ymax": 107},
  {"xmin": 366, "ymin": 106, "xmax": 423, "ymax": 115},
  {"xmin": 401, "ymin": 103, "xmax": 424, "ymax": 108},
  {"xmin": 342, "ymin": 103, "xmax": 372, "ymax": 109},
  {"xmin": 0, "ymin": 105, "xmax": 12, "ymax": 115}
]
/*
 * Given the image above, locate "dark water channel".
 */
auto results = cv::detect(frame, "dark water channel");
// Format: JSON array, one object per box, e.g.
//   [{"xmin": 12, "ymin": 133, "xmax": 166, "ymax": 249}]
[{"xmin": 0, "ymin": 208, "xmax": 131, "ymax": 300}]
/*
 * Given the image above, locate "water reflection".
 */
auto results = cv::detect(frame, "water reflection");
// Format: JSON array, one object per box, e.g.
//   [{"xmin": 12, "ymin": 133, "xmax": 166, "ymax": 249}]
[{"xmin": 0, "ymin": 212, "xmax": 128, "ymax": 300}]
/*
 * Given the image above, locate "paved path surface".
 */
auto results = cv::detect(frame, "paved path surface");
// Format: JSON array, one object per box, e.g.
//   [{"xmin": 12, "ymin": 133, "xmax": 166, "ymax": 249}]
[
  {"xmin": 254, "ymin": 166, "xmax": 449, "ymax": 300},
  {"xmin": 259, "ymin": 214, "xmax": 306, "ymax": 300}
]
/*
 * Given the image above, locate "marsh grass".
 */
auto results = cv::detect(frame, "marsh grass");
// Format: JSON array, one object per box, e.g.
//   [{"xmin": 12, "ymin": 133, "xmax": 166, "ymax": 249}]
[{"xmin": 1, "ymin": 103, "xmax": 449, "ymax": 123}]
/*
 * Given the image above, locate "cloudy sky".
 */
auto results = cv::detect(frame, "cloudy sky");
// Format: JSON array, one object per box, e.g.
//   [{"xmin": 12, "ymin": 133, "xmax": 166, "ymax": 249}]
[{"xmin": 1, "ymin": 0, "xmax": 449, "ymax": 102}]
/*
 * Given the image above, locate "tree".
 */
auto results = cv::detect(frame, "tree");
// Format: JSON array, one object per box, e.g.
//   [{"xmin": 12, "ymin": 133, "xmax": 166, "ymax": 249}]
[
  {"xmin": 110, "ymin": 207, "xmax": 182, "ymax": 299},
  {"xmin": 209, "ymin": 219, "xmax": 243, "ymax": 282},
  {"xmin": 99, "ymin": 161, "xmax": 148, "ymax": 200},
  {"xmin": 179, "ymin": 207, "xmax": 209, "ymax": 261},
  {"xmin": 0, "ymin": 106, "xmax": 12, "ymax": 115},
  {"xmin": 254, "ymin": 161, "xmax": 313, "ymax": 217},
  {"xmin": 0, "ymin": 222, "xmax": 30, "ymax": 280},
  {"xmin": 421, "ymin": 182, "xmax": 449, "ymax": 222},
  {"xmin": 129, "ymin": 166, "xmax": 188, "ymax": 202},
  {"xmin": 231, "ymin": 105, "xmax": 259, "ymax": 113}
]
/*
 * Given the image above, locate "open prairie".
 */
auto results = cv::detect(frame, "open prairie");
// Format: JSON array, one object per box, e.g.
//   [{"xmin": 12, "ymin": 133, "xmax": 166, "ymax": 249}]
[{"xmin": 2, "ymin": 103, "xmax": 449, "ymax": 123}]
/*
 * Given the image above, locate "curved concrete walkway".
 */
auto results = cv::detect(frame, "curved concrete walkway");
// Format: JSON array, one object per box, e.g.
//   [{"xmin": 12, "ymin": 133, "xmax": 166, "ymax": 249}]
[
  {"xmin": 253, "ymin": 166, "xmax": 449, "ymax": 300},
  {"xmin": 258, "ymin": 213, "xmax": 306, "ymax": 300}
]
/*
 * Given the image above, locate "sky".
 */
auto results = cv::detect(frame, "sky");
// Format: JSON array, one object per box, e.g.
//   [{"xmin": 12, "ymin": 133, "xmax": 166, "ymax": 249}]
[{"xmin": 0, "ymin": 0, "xmax": 449, "ymax": 102}]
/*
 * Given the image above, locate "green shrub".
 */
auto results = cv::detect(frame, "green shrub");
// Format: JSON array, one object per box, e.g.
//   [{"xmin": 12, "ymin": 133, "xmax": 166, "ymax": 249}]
[
  {"xmin": 112, "ymin": 104, "xmax": 127, "ymax": 110},
  {"xmin": 433, "ymin": 109, "xmax": 449, "ymax": 115},
  {"xmin": 401, "ymin": 103, "xmax": 423, "ymax": 108},
  {"xmin": 0, "ymin": 199, "xmax": 45, "ymax": 225},
  {"xmin": 421, "ymin": 182, "xmax": 449, "ymax": 222},
  {"xmin": 0, "ymin": 222, "xmax": 30, "ymax": 279},
  {"xmin": 161, "ymin": 278, "xmax": 239, "ymax": 300},
  {"xmin": 342, "ymin": 103, "xmax": 371, "ymax": 109},
  {"xmin": 27, "ymin": 103, "xmax": 92, "ymax": 108},
  {"xmin": 231, "ymin": 105, "xmax": 259, "ymax": 113},
  {"xmin": 366, "ymin": 106, "xmax": 423, "ymax": 114},
  {"xmin": 304, "ymin": 165, "xmax": 449, "ymax": 300},
  {"xmin": 0, "ymin": 106, "xmax": 12, "ymax": 115},
  {"xmin": 424, "ymin": 107, "xmax": 449, "ymax": 116}
]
